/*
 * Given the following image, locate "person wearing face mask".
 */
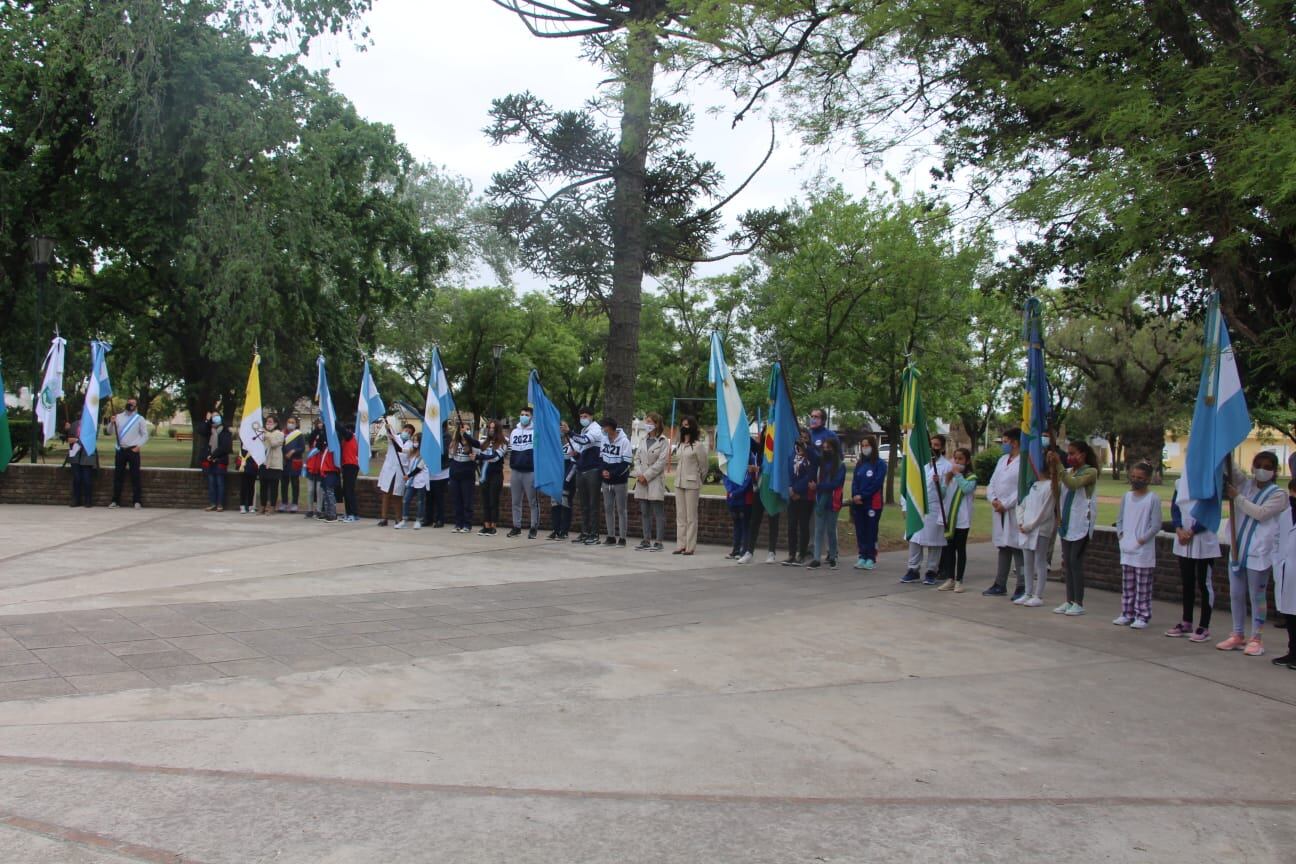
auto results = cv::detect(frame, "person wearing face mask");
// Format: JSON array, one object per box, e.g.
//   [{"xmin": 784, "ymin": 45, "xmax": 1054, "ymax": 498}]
[
  {"xmin": 808, "ymin": 436, "xmax": 847, "ymax": 569},
  {"xmin": 936, "ymin": 447, "xmax": 977, "ymax": 592},
  {"xmin": 739, "ymin": 427, "xmax": 781, "ymax": 565},
  {"xmin": 257, "ymin": 415, "xmax": 285, "ymax": 515},
  {"xmin": 783, "ymin": 434, "xmax": 815, "ymax": 566},
  {"xmin": 806, "ymin": 408, "xmax": 839, "ymax": 465},
  {"xmin": 902, "ymin": 434, "xmax": 953, "ymax": 585},
  {"xmin": 448, "ymin": 421, "xmax": 481, "ymax": 533},
  {"xmin": 338, "ymin": 423, "xmax": 361, "ymax": 522},
  {"xmin": 1114, "ymin": 461, "xmax": 1163, "ymax": 629},
  {"xmin": 1055, "ymin": 440, "xmax": 1099, "ymax": 616},
  {"xmin": 304, "ymin": 419, "xmax": 327, "ymax": 518},
  {"xmin": 1164, "ymin": 473, "xmax": 1219, "ymax": 640},
  {"xmin": 599, "ymin": 417, "xmax": 634, "ymax": 547},
  {"xmin": 632, "ymin": 412, "xmax": 669, "ymax": 550},
  {"xmin": 376, "ymin": 420, "xmax": 415, "ymax": 527},
  {"xmin": 395, "ymin": 433, "xmax": 427, "ymax": 530},
  {"xmin": 723, "ymin": 435, "xmax": 757, "ymax": 561},
  {"xmin": 849, "ymin": 434, "xmax": 888, "ymax": 570},
  {"xmin": 422, "ymin": 421, "xmax": 451, "ymax": 528},
  {"xmin": 568, "ymin": 407, "xmax": 606, "ymax": 545},
  {"xmin": 107, "ymin": 397, "xmax": 149, "ymax": 508},
  {"xmin": 198, "ymin": 410, "xmax": 233, "ymax": 512},
  {"xmin": 508, "ymin": 407, "xmax": 540, "ymax": 539},
  {"xmin": 279, "ymin": 417, "xmax": 305, "ymax": 513},
  {"xmin": 672, "ymin": 415, "xmax": 708, "ymax": 555},
  {"xmin": 1217, "ymin": 451, "xmax": 1286, "ymax": 655},
  {"xmin": 984, "ymin": 428, "xmax": 1027, "ymax": 598},
  {"xmin": 1013, "ymin": 450, "xmax": 1058, "ymax": 607},
  {"xmin": 477, "ymin": 420, "xmax": 508, "ymax": 536},
  {"xmin": 1271, "ymin": 478, "xmax": 1296, "ymax": 670}
]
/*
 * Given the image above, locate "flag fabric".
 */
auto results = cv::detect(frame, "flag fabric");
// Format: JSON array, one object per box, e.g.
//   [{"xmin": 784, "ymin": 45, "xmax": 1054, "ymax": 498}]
[
  {"xmin": 78, "ymin": 341, "xmax": 112, "ymax": 457},
  {"xmin": 356, "ymin": 360, "xmax": 385, "ymax": 475},
  {"xmin": 1185, "ymin": 293, "xmax": 1252, "ymax": 532},
  {"xmin": 708, "ymin": 332, "xmax": 751, "ymax": 486},
  {"xmin": 528, "ymin": 370, "xmax": 566, "ymax": 500},
  {"xmin": 757, "ymin": 362, "xmax": 797, "ymax": 515},
  {"xmin": 0, "ymin": 360, "xmax": 12, "ymax": 471},
  {"xmin": 239, "ymin": 354, "xmax": 266, "ymax": 466},
  {"xmin": 899, "ymin": 362, "xmax": 932, "ymax": 540},
  {"xmin": 316, "ymin": 356, "xmax": 342, "ymax": 464},
  {"xmin": 420, "ymin": 347, "xmax": 455, "ymax": 470},
  {"xmin": 36, "ymin": 336, "xmax": 67, "ymax": 444},
  {"xmin": 1018, "ymin": 297, "xmax": 1051, "ymax": 502}
]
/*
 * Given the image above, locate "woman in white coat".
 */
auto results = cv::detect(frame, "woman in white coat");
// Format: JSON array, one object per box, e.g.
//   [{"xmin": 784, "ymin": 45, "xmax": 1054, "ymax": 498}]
[
  {"xmin": 984, "ymin": 428, "xmax": 1027, "ymax": 597},
  {"xmin": 633, "ymin": 412, "xmax": 670, "ymax": 551},
  {"xmin": 1273, "ymin": 478, "xmax": 1296, "ymax": 669},
  {"xmin": 377, "ymin": 420, "xmax": 415, "ymax": 527}
]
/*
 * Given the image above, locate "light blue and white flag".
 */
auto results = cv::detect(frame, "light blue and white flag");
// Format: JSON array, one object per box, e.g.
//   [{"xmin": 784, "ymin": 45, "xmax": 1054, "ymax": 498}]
[
  {"xmin": 356, "ymin": 360, "xmax": 384, "ymax": 474},
  {"xmin": 1185, "ymin": 293, "xmax": 1251, "ymax": 533},
  {"xmin": 78, "ymin": 341, "xmax": 112, "ymax": 457},
  {"xmin": 420, "ymin": 347, "xmax": 455, "ymax": 471},
  {"xmin": 528, "ymin": 370, "xmax": 565, "ymax": 501},
  {"xmin": 316, "ymin": 355, "xmax": 341, "ymax": 465},
  {"xmin": 708, "ymin": 331, "xmax": 750, "ymax": 486}
]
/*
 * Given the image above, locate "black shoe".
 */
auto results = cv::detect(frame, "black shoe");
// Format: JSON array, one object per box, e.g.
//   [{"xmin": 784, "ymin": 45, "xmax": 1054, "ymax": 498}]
[
  {"xmin": 602, "ymin": 536, "xmax": 616, "ymax": 546},
  {"xmin": 432, "ymin": 522, "xmax": 445, "ymax": 528},
  {"xmin": 634, "ymin": 540, "xmax": 652, "ymax": 550},
  {"xmin": 899, "ymin": 569, "xmax": 920, "ymax": 584},
  {"xmin": 617, "ymin": 538, "xmax": 626, "ymax": 547},
  {"xmin": 571, "ymin": 534, "xmax": 587, "ymax": 543},
  {"xmin": 1272, "ymin": 653, "xmax": 1295, "ymax": 666},
  {"xmin": 507, "ymin": 527, "xmax": 522, "ymax": 537},
  {"xmin": 583, "ymin": 536, "xmax": 600, "ymax": 546},
  {"xmin": 828, "ymin": 558, "xmax": 838, "ymax": 570},
  {"xmin": 651, "ymin": 542, "xmax": 663, "ymax": 551},
  {"xmin": 1010, "ymin": 587, "xmax": 1025, "ymax": 601},
  {"xmin": 807, "ymin": 560, "xmax": 821, "ymax": 569},
  {"xmin": 546, "ymin": 531, "xmax": 558, "ymax": 540},
  {"xmin": 982, "ymin": 585, "xmax": 1008, "ymax": 597},
  {"xmin": 477, "ymin": 528, "xmax": 492, "ymax": 536},
  {"xmin": 528, "ymin": 528, "xmax": 538, "ymax": 539},
  {"xmin": 376, "ymin": 519, "xmax": 389, "ymax": 527},
  {"xmin": 781, "ymin": 557, "xmax": 801, "ymax": 567}
]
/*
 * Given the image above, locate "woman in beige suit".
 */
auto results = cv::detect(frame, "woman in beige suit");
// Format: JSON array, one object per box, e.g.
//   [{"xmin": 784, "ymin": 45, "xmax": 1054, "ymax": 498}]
[
  {"xmin": 672, "ymin": 415, "xmax": 708, "ymax": 555},
  {"xmin": 258, "ymin": 416, "xmax": 286, "ymax": 515},
  {"xmin": 633, "ymin": 412, "xmax": 671, "ymax": 551}
]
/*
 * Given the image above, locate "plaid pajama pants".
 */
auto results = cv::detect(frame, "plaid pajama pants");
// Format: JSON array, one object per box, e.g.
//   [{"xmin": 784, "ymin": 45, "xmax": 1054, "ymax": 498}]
[{"xmin": 1121, "ymin": 565, "xmax": 1155, "ymax": 622}]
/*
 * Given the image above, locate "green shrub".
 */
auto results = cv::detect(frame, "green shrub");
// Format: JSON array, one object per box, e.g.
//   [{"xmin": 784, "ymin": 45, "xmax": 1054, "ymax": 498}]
[{"xmin": 973, "ymin": 448, "xmax": 1001, "ymax": 485}]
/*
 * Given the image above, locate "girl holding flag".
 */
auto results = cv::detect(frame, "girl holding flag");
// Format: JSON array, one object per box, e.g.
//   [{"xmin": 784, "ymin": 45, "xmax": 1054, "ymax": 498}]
[
  {"xmin": 1056, "ymin": 440, "xmax": 1099, "ymax": 616},
  {"xmin": 936, "ymin": 447, "xmax": 976, "ymax": 592},
  {"xmin": 477, "ymin": 420, "xmax": 507, "ymax": 536},
  {"xmin": 1218, "ymin": 453, "xmax": 1285, "ymax": 655}
]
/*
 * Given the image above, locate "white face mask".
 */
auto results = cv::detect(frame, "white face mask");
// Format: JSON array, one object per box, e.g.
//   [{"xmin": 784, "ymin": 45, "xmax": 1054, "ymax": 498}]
[
  {"xmin": 1041, "ymin": 436, "xmax": 1051, "ymax": 448},
  {"xmin": 579, "ymin": 417, "xmax": 592, "ymax": 428},
  {"xmin": 861, "ymin": 447, "xmax": 873, "ymax": 457},
  {"xmin": 1255, "ymin": 468, "xmax": 1275, "ymax": 483},
  {"xmin": 644, "ymin": 422, "xmax": 655, "ymax": 433}
]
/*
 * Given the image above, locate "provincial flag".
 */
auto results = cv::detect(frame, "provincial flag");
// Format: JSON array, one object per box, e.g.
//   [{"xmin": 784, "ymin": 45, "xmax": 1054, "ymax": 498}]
[
  {"xmin": 1018, "ymin": 297, "xmax": 1051, "ymax": 502},
  {"xmin": 899, "ymin": 362, "xmax": 932, "ymax": 540},
  {"xmin": 757, "ymin": 362, "xmax": 797, "ymax": 515}
]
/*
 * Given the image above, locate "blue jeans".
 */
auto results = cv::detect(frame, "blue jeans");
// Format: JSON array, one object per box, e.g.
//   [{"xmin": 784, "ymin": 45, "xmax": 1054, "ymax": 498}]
[
  {"xmin": 207, "ymin": 469, "xmax": 225, "ymax": 506},
  {"xmin": 730, "ymin": 506, "xmax": 751, "ymax": 553},
  {"xmin": 813, "ymin": 501, "xmax": 839, "ymax": 562},
  {"xmin": 402, "ymin": 485, "xmax": 426, "ymax": 522}
]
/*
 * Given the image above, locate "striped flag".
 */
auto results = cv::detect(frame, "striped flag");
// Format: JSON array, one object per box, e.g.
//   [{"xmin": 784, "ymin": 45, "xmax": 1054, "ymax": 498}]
[
  {"xmin": 1018, "ymin": 298, "xmax": 1050, "ymax": 501},
  {"xmin": 316, "ymin": 356, "xmax": 341, "ymax": 464},
  {"xmin": 78, "ymin": 341, "xmax": 112, "ymax": 457},
  {"xmin": 356, "ymin": 360, "xmax": 384, "ymax": 474},
  {"xmin": 36, "ymin": 336, "xmax": 67, "ymax": 444},
  {"xmin": 420, "ymin": 347, "xmax": 455, "ymax": 471},
  {"xmin": 899, "ymin": 362, "xmax": 931, "ymax": 540},
  {"xmin": 757, "ymin": 362, "xmax": 797, "ymax": 515},
  {"xmin": 528, "ymin": 370, "xmax": 565, "ymax": 500},
  {"xmin": 239, "ymin": 353, "xmax": 266, "ymax": 466},
  {"xmin": 708, "ymin": 332, "xmax": 751, "ymax": 486},
  {"xmin": 1185, "ymin": 293, "xmax": 1252, "ymax": 532},
  {"xmin": 0, "ymin": 359, "xmax": 12, "ymax": 470}
]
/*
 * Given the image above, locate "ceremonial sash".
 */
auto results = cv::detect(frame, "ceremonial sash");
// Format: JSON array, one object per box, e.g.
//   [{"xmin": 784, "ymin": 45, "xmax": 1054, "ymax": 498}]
[
  {"xmin": 115, "ymin": 413, "xmax": 141, "ymax": 450},
  {"xmin": 1232, "ymin": 484, "xmax": 1281, "ymax": 571}
]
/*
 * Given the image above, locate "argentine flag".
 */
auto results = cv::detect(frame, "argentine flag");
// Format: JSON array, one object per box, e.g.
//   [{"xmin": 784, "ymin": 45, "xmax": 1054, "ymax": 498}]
[
  {"xmin": 239, "ymin": 353, "xmax": 266, "ymax": 466},
  {"xmin": 528, "ymin": 370, "xmax": 565, "ymax": 500},
  {"xmin": 78, "ymin": 341, "xmax": 112, "ymax": 457},
  {"xmin": 316, "ymin": 356, "xmax": 342, "ymax": 464},
  {"xmin": 37, "ymin": 335, "xmax": 67, "ymax": 444},
  {"xmin": 420, "ymin": 347, "xmax": 455, "ymax": 471},
  {"xmin": 708, "ymin": 332, "xmax": 751, "ymax": 487},
  {"xmin": 1185, "ymin": 293, "xmax": 1251, "ymax": 532},
  {"xmin": 356, "ymin": 360, "xmax": 384, "ymax": 474}
]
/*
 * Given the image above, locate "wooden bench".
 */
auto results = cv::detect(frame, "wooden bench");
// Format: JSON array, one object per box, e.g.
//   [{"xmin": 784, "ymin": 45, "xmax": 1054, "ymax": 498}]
[{"xmin": 174, "ymin": 432, "xmax": 193, "ymax": 442}]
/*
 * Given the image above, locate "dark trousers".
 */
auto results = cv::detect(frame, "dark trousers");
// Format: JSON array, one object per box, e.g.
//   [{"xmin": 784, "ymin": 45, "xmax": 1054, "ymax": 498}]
[
  {"xmin": 553, "ymin": 479, "xmax": 576, "ymax": 535},
  {"xmin": 450, "ymin": 471, "xmax": 475, "ymax": 528},
  {"xmin": 280, "ymin": 470, "xmax": 300, "ymax": 505},
  {"xmin": 851, "ymin": 504, "xmax": 882, "ymax": 559},
  {"xmin": 240, "ymin": 468, "xmax": 259, "ymax": 508},
  {"xmin": 787, "ymin": 498, "xmax": 813, "ymax": 559},
  {"xmin": 259, "ymin": 468, "xmax": 282, "ymax": 508},
  {"xmin": 206, "ymin": 469, "xmax": 225, "ymax": 507},
  {"xmin": 577, "ymin": 468, "xmax": 602, "ymax": 536},
  {"xmin": 730, "ymin": 507, "xmax": 751, "ymax": 554},
  {"xmin": 482, "ymin": 472, "xmax": 503, "ymax": 523},
  {"xmin": 342, "ymin": 465, "xmax": 359, "ymax": 517},
  {"xmin": 745, "ymin": 495, "xmax": 779, "ymax": 555},
  {"xmin": 1063, "ymin": 537, "xmax": 1089, "ymax": 605},
  {"xmin": 112, "ymin": 449, "xmax": 142, "ymax": 505},
  {"xmin": 424, "ymin": 479, "xmax": 448, "ymax": 525},
  {"xmin": 71, "ymin": 465, "xmax": 95, "ymax": 506},
  {"xmin": 940, "ymin": 528, "xmax": 970, "ymax": 581},
  {"xmin": 1178, "ymin": 555, "xmax": 1214, "ymax": 629}
]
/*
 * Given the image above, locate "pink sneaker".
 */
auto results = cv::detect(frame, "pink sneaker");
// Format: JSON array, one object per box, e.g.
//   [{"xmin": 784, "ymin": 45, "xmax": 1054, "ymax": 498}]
[
  {"xmin": 1215, "ymin": 633, "xmax": 1247, "ymax": 651},
  {"xmin": 1188, "ymin": 628, "xmax": 1211, "ymax": 643},
  {"xmin": 1244, "ymin": 635, "xmax": 1264, "ymax": 657},
  {"xmin": 1164, "ymin": 622, "xmax": 1192, "ymax": 638}
]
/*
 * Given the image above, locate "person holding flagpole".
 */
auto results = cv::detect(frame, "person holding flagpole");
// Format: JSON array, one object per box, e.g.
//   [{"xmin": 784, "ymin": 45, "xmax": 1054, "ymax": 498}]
[
  {"xmin": 107, "ymin": 396, "xmax": 148, "ymax": 508},
  {"xmin": 904, "ymin": 433, "xmax": 952, "ymax": 584},
  {"xmin": 64, "ymin": 415, "xmax": 98, "ymax": 507},
  {"xmin": 197, "ymin": 410, "xmax": 233, "ymax": 512},
  {"xmin": 279, "ymin": 417, "xmax": 305, "ymax": 513},
  {"xmin": 257, "ymin": 415, "xmax": 285, "ymax": 515},
  {"xmin": 377, "ymin": 419, "xmax": 415, "ymax": 527},
  {"xmin": 983, "ymin": 428, "xmax": 1026, "ymax": 597},
  {"xmin": 1218, "ymin": 452, "xmax": 1285, "ymax": 655}
]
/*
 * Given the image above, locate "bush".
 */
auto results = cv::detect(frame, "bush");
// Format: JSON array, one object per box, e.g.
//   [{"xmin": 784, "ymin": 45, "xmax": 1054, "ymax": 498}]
[
  {"xmin": 167, "ymin": 427, "xmax": 178, "ymax": 438},
  {"xmin": 973, "ymin": 448, "xmax": 1001, "ymax": 486}
]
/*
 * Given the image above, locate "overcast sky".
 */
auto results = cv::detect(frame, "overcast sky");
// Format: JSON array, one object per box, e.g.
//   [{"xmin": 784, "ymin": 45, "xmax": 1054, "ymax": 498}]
[{"xmin": 307, "ymin": 1, "xmax": 939, "ymax": 290}]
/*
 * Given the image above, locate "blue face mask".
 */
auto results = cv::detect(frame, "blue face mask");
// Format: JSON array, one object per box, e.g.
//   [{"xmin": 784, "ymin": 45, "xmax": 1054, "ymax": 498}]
[
  {"xmin": 579, "ymin": 417, "xmax": 591, "ymax": 428},
  {"xmin": 212, "ymin": 415, "xmax": 222, "ymax": 426},
  {"xmin": 519, "ymin": 414, "xmax": 532, "ymax": 427},
  {"xmin": 399, "ymin": 432, "xmax": 410, "ymax": 443},
  {"xmin": 1001, "ymin": 442, "xmax": 1012, "ymax": 455}
]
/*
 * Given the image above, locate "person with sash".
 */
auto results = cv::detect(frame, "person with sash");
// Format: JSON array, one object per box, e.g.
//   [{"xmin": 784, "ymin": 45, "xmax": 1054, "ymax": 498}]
[
  {"xmin": 983, "ymin": 428, "xmax": 1026, "ymax": 597},
  {"xmin": 1272, "ymin": 477, "xmax": 1296, "ymax": 670},
  {"xmin": 376, "ymin": 420, "xmax": 415, "ymax": 527},
  {"xmin": 936, "ymin": 447, "xmax": 976, "ymax": 592},
  {"xmin": 902, "ymin": 433, "xmax": 952, "ymax": 584},
  {"xmin": 1218, "ymin": 451, "xmax": 1286, "ymax": 656},
  {"xmin": 1056, "ymin": 440, "xmax": 1099, "ymax": 617},
  {"xmin": 108, "ymin": 397, "xmax": 149, "ymax": 508},
  {"xmin": 279, "ymin": 417, "xmax": 306, "ymax": 512}
]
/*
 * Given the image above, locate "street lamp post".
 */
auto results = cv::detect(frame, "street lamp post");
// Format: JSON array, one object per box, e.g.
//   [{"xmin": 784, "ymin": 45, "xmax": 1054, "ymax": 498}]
[
  {"xmin": 490, "ymin": 344, "xmax": 506, "ymax": 422},
  {"xmin": 28, "ymin": 237, "xmax": 54, "ymax": 464}
]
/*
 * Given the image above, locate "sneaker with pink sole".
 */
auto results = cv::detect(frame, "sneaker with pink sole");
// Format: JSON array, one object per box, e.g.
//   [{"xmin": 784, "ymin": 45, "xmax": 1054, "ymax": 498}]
[
  {"xmin": 1164, "ymin": 622, "xmax": 1192, "ymax": 638},
  {"xmin": 1244, "ymin": 635, "xmax": 1264, "ymax": 656},
  {"xmin": 1188, "ymin": 627, "xmax": 1211, "ymax": 643},
  {"xmin": 1215, "ymin": 633, "xmax": 1247, "ymax": 651}
]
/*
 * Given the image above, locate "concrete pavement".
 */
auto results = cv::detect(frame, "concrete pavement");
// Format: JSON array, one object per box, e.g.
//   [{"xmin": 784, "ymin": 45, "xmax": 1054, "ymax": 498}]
[{"xmin": 0, "ymin": 504, "xmax": 1292, "ymax": 862}]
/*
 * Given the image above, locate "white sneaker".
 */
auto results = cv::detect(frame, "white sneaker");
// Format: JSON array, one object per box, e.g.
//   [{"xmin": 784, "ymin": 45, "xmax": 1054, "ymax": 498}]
[
  {"xmin": 737, "ymin": 552, "xmax": 753, "ymax": 564},
  {"xmin": 412, "ymin": 522, "xmax": 422, "ymax": 530},
  {"xmin": 1024, "ymin": 596, "xmax": 1043, "ymax": 607},
  {"xmin": 1052, "ymin": 602, "xmax": 1071, "ymax": 614},
  {"xmin": 1113, "ymin": 615, "xmax": 1133, "ymax": 626},
  {"xmin": 765, "ymin": 552, "xmax": 777, "ymax": 564},
  {"xmin": 1012, "ymin": 594, "xmax": 1031, "ymax": 605},
  {"xmin": 108, "ymin": 502, "xmax": 119, "ymax": 509},
  {"xmin": 1065, "ymin": 604, "xmax": 1086, "ymax": 616},
  {"xmin": 133, "ymin": 502, "xmax": 142, "ymax": 509},
  {"xmin": 1130, "ymin": 618, "xmax": 1149, "ymax": 630},
  {"xmin": 393, "ymin": 520, "xmax": 406, "ymax": 530}
]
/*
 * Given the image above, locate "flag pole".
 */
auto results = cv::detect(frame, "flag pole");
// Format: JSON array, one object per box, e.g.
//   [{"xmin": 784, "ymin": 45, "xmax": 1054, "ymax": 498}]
[{"xmin": 1224, "ymin": 453, "xmax": 1238, "ymax": 563}]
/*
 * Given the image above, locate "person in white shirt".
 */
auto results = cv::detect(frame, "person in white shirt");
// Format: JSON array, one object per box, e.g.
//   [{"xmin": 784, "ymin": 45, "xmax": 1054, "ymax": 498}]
[
  {"xmin": 508, "ymin": 407, "xmax": 539, "ymax": 538},
  {"xmin": 1114, "ymin": 461, "xmax": 1163, "ymax": 630},
  {"xmin": 901, "ymin": 434, "xmax": 953, "ymax": 584},
  {"xmin": 376, "ymin": 420, "xmax": 415, "ymax": 527},
  {"xmin": 983, "ymin": 428, "xmax": 1026, "ymax": 597},
  {"xmin": 1273, "ymin": 478, "xmax": 1296, "ymax": 669},
  {"xmin": 1013, "ymin": 452, "xmax": 1058, "ymax": 607},
  {"xmin": 1217, "ymin": 451, "xmax": 1286, "ymax": 656},
  {"xmin": 108, "ymin": 398, "xmax": 149, "ymax": 508},
  {"xmin": 395, "ymin": 434, "xmax": 428, "ymax": 530}
]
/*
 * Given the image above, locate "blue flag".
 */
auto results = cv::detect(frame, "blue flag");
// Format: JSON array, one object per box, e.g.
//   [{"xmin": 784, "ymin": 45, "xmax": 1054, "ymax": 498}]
[
  {"xmin": 708, "ymin": 332, "xmax": 751, "ymax": 487},
  {"xmin": 1185, "ymin": 293, "xmax": 1251, "ymax": 532},
  {"xmin": 79, "ymin": 341, "xmax": 112, "ymax": 457},
  {"xmin": 528, "ymin": 370, "xmax": 565, "ymax": 501},
  {"xmin": 316, "ymin": 356, "xmax": 341, "ymax": 464},
  {"xmin": 758, "ymin": 362, "xmax": 797, "ymax": 514},
  {"xmin": 420, "ymin": 347, "xmax": 455, "ymax": 470},
  {"xmin": 1018, "ymin": 298, "xmax": 1050, "ymax": 501},
  {"xmin": 356, "ymin": 360, "xmax": 384, "ymax": 474}
]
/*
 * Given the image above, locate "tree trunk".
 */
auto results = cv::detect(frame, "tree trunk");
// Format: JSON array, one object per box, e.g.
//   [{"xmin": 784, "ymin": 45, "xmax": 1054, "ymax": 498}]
[
  {"xmin": 601, "ymin": 14, "xmax": 658, "ymax": 421},
  {"xmin": 1119, "ymin": 422, "xmax": 1167, "ymax": 481}
]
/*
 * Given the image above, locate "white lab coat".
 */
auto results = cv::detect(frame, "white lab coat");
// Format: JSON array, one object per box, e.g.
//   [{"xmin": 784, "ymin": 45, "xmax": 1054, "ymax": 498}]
[
  {"xmin": 911, "ymin": 457, "xmax": 952, "ymax": 546},
  {"xmin": 377, "ymin": 434, "xmax": 413, "ymax": 495},
  {"xmin": 988, "ymin": 452, "xmax": 1024, "ymax": 549}
]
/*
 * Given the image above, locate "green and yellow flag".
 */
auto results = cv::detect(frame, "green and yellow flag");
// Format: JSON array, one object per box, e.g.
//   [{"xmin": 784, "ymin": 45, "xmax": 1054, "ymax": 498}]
[
  {"xmin": 0, "ymin": 359, "xmax": 13, "ymax": 471},
  {"xmin": 899, "ymin": 362, "xmax": 931, "ymax": 540}
]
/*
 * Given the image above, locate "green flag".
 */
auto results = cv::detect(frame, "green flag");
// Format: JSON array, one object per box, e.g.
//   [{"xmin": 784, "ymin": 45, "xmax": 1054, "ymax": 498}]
[
  {"xmin": 0, "ymin": 360, "xmax": 12, "ymax": 471},
  {"xmin": 899, "ymin": 363, "xmax": 932, "ymax": 539}
]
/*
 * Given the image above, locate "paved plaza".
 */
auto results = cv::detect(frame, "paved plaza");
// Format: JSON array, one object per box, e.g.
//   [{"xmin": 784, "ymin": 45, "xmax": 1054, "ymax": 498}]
[{"xmin": 0, "ymin": 504, "xmax": 1291, "ymax": 862}]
